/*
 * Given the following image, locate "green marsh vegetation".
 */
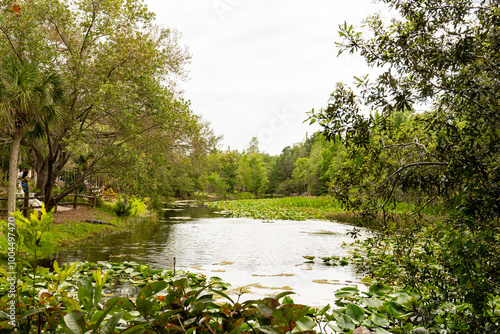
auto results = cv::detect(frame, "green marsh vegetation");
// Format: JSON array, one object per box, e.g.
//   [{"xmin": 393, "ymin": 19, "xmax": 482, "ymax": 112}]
[{"xmin": 207, "ymin": 196, "xmax": 443, "ymax": 229}]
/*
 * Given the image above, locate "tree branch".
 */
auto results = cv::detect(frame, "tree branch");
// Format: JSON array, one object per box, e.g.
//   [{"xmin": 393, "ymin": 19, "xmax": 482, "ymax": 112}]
[
  {"xmin": 79, "ymin": 0, "xmax": 97, "ymax": 57},
  {"xmin": 47, "ymin": 18, "xmax": 74, "ymax": 55},
  {"xmin": 0, "ymin": 27, "xmax": 22, "ymax": 62},
  {"xmin": 377, "ymin": 162, "xmax": 448, "ymax": 190}
]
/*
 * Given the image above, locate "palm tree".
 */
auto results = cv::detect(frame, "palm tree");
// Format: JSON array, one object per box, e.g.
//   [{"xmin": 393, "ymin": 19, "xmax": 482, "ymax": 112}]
[{"xmin": 0, "ymin": 56, "xmax": 63, "ymax": 216}]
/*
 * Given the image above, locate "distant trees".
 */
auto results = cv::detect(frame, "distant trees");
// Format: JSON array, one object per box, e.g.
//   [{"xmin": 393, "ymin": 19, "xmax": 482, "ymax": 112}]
[
  {"xmin": 204, "ymin": 133, "xmax": 347, "ymax": 197},
  {"xmin": 238, "ymin": 152, "xmax": 269, "ymax": 196}
]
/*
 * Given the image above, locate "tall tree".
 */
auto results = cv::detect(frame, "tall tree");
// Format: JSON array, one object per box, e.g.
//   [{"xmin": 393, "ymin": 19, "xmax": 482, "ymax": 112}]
[
  {"xmin": 308, "ymin": 0, "xmax": 500, "ymax": 325},
  {"xmin": 0, "ymin": 0, "xmax": 210, "ymax": 209},
  {"xmin": 0, "ymin": 56, "xmax": 62, "ymax": 215},
  {"xmin": 237, "ymin": 153, "xmax": 269, "ymax": 196}
]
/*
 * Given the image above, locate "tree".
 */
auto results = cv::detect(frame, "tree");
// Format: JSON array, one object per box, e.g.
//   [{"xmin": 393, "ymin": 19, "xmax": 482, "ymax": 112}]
[
  {"xmin": 0, "ymin": 56, "xmax": 62, "ymax": 215},
  {"xmin": 237, "ymin": 153, "xmax": 269, "ymax": 196},
  {"xmin": 308, "ymin": 0, "xmax": 500, "ymax": 327},
  {"xmin": 0, "ymin": 0, "xmax": 211, "ymax": 209},
  {"xmin": 237, "ymin": 140, "xmax": 269, "ymax": 195}
]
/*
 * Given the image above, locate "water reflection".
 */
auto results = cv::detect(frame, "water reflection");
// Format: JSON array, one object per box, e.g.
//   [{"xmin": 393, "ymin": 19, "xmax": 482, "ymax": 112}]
[{"xmin": 55, "ymin": 203, "xmax": 367, "ymax": 306}]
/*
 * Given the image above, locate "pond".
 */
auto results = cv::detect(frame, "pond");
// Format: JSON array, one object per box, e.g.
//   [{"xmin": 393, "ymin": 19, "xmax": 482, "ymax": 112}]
[{"xmin": 54, "ymin": 202, "xmax": 368, "ymax": 306}]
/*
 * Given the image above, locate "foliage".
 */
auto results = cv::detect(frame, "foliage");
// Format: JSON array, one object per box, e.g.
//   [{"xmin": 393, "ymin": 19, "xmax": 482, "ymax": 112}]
[
  {"xmin": 205, "ymin": 171, "xmax": 229, "ymax": 195},
  {"xmin": 0, "ymin": 56, "xmax": 63, "ymax": 215},
  {"xmin": 238, "ymin": 152, "xmax": 270, "ymax": 196},
  {"xmin": 207, "ymin": 197, "xmax": 344, "ymax": 221},
  {"xmin": 207, "ymin": 197, "xmax": 439, "ymax": 224},
  {"xmin": 0, "ymin": 210, "xmax": 322, "ymax": 333},
  {"xmin": 306, "ymin": 0, "xmax": 500, "ymax": 331},
  {"xmin": 0, "ymin": 0, "xmax": 218, "ymax": 209},
  {"xmin": 339, "ymin": 229, "xmax": 500, "ymax": 333},
  {"xmin": 112, "ymin": 197, "xmax": 147, "ymax": 217}
]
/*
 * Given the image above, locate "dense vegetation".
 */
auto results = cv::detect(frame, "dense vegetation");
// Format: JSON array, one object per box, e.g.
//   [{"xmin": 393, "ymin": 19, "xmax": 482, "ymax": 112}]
[
  {"xmin": 0, "ymin": 0, "xmax": 218, "ymax": 213},
  {"xmin": 308, "ymin": 0, "xmax": 500, "ymax": 332},
  {"xmin": 1, "ymin": 0, "xmax": 499, "ymax": 332}
]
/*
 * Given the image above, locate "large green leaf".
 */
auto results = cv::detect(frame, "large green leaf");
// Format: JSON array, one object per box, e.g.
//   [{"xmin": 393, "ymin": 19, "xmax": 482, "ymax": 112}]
[
  {"xmin": 346, "ymin": 303, "xmax": 365, "ymax": 323},
  {"xmin": 101, "ymin": 311, "xmax": 123, "ymax": 334},
  {"xmin": 336, "ymin": 314, "xmax": 356, "ymax": 330},
  {"xmin": 360, "ymin": 297, "xmax": 384, "ymax": 309},
  {"xmin": 64, "ymin": 310, "xmax": 87, "ymax": 334},
  {"xmin": 370, "ymin": 313, "xmax": 390, "ymax": 327}
]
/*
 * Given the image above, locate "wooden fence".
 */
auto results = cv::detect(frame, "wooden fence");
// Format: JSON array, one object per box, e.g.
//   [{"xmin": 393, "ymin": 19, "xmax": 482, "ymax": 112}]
[{"xmin": 0, "ymin": 191, "xmax": 97, "ymax": 217}]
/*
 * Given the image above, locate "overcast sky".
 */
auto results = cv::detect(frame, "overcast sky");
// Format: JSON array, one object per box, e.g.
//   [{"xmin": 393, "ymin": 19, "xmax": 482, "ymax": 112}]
[{"xmin": 144, "ymin": 0, "xmax": 393, "ymax": 155}]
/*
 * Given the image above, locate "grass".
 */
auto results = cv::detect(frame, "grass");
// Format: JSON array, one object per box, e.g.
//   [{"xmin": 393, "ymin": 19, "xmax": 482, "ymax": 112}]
[
  {"xmin": 46, "ymin": 214, "xmax": 127, "ymax": 247},
  {"xmin": 206, "ymin": 196, "xmax": 446, "ymax": 229}
]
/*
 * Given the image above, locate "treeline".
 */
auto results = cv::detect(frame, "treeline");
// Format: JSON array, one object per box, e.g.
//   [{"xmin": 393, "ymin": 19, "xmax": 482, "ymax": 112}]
[{"xmin": 203, "ymin": 134, "xmax": 341, "ymax": 197}]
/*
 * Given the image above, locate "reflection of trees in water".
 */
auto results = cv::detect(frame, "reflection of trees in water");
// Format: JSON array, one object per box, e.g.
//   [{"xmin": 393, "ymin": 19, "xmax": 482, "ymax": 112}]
[
  {"xmin": 162, "ymin": 204, "xmax": 218, "ymax": 220},
  {"xmin": 57, "ymin": 203, "xmax": 224, "ymax": 265},
  {"xmin": 56, "ymin": 220, "xmax": 174, "ymax": 264}
]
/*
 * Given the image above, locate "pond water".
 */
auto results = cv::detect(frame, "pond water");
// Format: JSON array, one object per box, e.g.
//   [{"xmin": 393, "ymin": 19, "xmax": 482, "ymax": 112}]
[{"xmin": 54, "ymin": 202, "xmax": 368, "ymax": 306}]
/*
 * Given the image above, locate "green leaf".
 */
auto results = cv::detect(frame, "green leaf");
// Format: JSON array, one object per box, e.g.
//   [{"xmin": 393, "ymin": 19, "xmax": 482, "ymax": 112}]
[
  {"xmin": 257, "ymin": 298, "xmax": 280, "ymax": 317},
  {"xmin": 20, "ymin": 308, "xmax": 44, "ymax": 319},
  {"xmin": 136, "ymin": 293, "xmax": 154, "ymax": 316},
  {"xmin": 370, "ymin": 313, "xmax": 390, "ymax": 327},
  {"xmin": 256, "ymin": 326, "xmax": 282, "ymax": 334},
  {"xmin": 296, "ymin": 317, "xmax": 316, "ymax": 331},
  {"xmin": 336, "ymin": 314, "xmax": 356, "ymax": 330},
  {"xmin": 346, "ymin": 303, "xmax": 365, "ymax": 322},
  {"xmin": 102, "ymin": 311, "xmax": 123, "ymax": 334},
  {"xmin": 54, "ymin": 260, "xmax": 61, "ymax": 275},
  {"xmin": 210, "ymin": 289, "xmax": 234, "ymax": 303},
  {"xmin": 376, "ymin": 328, "xmax": 393, "ymax": 334},
  {"xmin": 360, "ymin": 297, "xmax": 384, "ymax": 309},
  {"xmin": 105, "ymin": 297, "xmax": 134, "ymax": 311},
  {"xmin": 92, "ymin": 298, "xmax": 119, "ymax": 333},
  {"xmin": 335, "ymin": 286, "xmax": 359, "ymax": 298},
  {"xmin": 369, "ymin": 284, "xmax": 392, "ymax": 296},
  {"xmin": 119, "ymin": 324, "xmax": 148, "ymax": 334},
  {"xmin": 275, "ymin": 291, "xmax": 296, "ymax": 301},
  {"xmin": 64, "ymin": 311, "xmax": 87, "ymax": 334},
  {"xmin": 385, "ymin": 301, "xmax": 403, "ymax": 318},
  {"xmin": 142, "ymin": 280, "xmax": 167, "ymax": 297}
]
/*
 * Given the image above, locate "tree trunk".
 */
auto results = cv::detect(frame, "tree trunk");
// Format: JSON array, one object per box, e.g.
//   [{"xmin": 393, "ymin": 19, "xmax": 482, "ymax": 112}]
[
  {"xmin": 7, "ymin": 129, "xmax": 23, "ymax": 217},
  {"xmin": 30, "ymin": 144, "xmax": 47, "ymax": 195}
]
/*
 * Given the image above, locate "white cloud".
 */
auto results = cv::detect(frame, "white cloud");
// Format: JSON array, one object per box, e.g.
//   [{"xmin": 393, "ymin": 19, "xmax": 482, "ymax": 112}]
[{"xmin": 145, "ymin": 0, "xmax": 393, "ymax": 154}]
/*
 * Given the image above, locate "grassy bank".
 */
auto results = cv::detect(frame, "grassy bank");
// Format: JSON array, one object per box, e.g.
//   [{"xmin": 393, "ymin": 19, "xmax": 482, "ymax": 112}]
[
  {"xmin": 47, "ymin": 208, "xmax": 127, "ymax": 247},
  {"xmin": 0, "ymin": 200, "xmax": 155, "ymax": 249}
]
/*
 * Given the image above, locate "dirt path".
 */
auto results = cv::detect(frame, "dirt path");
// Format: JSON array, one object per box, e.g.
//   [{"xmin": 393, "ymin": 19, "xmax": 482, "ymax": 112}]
[{"xmin": 52, "ymin": 206, "xmax": 114, "ymax": 224}]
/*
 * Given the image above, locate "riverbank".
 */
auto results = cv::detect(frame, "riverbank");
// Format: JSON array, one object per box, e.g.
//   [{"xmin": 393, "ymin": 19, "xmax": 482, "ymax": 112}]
[{"xmin": 48, "ymin": 206, "xmax": 129, "ymax": 247}]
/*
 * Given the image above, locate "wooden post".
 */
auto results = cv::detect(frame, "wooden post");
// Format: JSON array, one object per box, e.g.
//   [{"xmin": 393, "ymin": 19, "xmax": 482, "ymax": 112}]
[
  {"xmin": 23, "ymin": 190, "xmax": 29, "ymax": 218},
  {"xmin": 73, "ymin": 189, "xmax": 78, "ymax": 210},
  {"xmin": 92, "ymin": 195, "xmax": 96, "ymax": 208}
]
